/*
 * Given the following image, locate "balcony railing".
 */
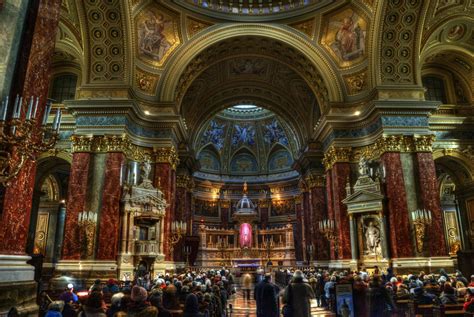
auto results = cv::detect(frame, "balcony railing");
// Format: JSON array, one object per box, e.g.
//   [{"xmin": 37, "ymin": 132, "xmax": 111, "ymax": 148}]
[{"xmin": 135, "ymin": 240, "xmax": 159, "ymax": 256}]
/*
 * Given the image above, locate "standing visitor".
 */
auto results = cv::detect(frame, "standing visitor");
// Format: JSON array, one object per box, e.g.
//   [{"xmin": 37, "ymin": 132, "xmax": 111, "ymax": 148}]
[
  {"xmin": 254, "ymin": 273, "xmax": 280, "ymax": 317},
  {"xmin": 282, "ymin": 270, "xmax": 315, "ymax": 317}
]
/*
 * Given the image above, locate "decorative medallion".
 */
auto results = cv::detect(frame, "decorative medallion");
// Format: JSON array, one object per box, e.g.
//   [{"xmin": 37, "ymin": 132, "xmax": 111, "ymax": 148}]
[
  {"xmin": 135, "ymin": 4, "xmax": 181, "ymax": 67},
  {"xmin": 344, "ymin": 70, "xmax": 368, "ymax": 95},
  {"xmin": 321, "ymin": 7, "xmax": 368, "ymax": 67}
]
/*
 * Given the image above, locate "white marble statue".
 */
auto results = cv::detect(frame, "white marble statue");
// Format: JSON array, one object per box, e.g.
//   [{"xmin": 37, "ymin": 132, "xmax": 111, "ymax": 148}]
[
  {"xmin": 358, "ymin": 156, "xmax": 369, "ymax": 176},
  {"xmin": 364, "ymin": 221, "xmax": 380, "ymax": 255}
]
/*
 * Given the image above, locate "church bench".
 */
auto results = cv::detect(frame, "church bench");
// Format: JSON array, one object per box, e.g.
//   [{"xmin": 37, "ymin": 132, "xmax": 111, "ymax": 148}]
[
  {"xmin": 433, "ymin": 303, "xmax": 466, "ymax": 317},
  {"xmin": 394, "ymin": 299, "xmax": 414, "ymax": 317},
  {"xmin": 414, "ymin": 303, "xmax": 435, "ymax": 317}
]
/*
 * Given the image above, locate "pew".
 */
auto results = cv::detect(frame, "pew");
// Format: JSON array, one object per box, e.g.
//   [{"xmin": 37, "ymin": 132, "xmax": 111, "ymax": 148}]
[
  {"xmin": 394, "ymin": 299, "xmax": 414, "ymax": 317},
  {"xmin": 433, "ymin": 303, "xmax": 466, "ymax": 317},
  {"xmin": 414, "ymin": 303, "xmax": 435, "ymax": 317}
]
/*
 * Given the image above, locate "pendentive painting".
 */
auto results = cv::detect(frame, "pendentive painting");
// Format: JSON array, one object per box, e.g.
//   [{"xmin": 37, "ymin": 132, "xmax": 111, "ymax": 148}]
[
  {"xmin": 321, "ymin": 7, "xmax": 368, "ymax": 67},
  {"xmin": 135, "ymin": 5, "xmax": 180, "ymax": 67}
]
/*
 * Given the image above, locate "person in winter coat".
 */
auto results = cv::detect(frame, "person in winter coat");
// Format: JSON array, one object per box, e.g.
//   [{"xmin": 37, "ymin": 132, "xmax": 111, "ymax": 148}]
[
  {"xmin": 79, "ymin": 291, "xmax": 107, "ymax": 317},
  {"xmin": 128, "ymin": 286, "xmax": 150, "ymax": 316},
  {"xmin": 254, "ymin": 273, "xmax": 280, "ymax": 317},
  {"xmin": 183, "ymin": 293, "xmax": 207, "ymax": 317},
  {"xmin": 353, "ymin": 275, "xmax": 368, "ymax": 317},
  {"xmin": 45, "ymin": 301, "xmax": 64, "ymax": 317},
  {"xmin": 367, "ymin": 276, "xmax": 395, "ymax": 317},
  {"xmin": 282, "ymin": 270, "xmax": 315, "ymax": 317},
  {"xmin": 440, "ymin": 284, "xmax": 458, "ymax": 305}
]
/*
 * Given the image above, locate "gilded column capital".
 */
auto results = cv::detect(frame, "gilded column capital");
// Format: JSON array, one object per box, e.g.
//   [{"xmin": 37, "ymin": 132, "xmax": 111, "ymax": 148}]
[
  {"xmin": 154, "ymin": 146, "xmax": 179, "ymax": 170},
  {"xmin": 323, "ymin": 146, "xmax": 352, "ymax": 171},
  {"xmin": 305, "ymin": 174, "xmax": 325, "ymax": 189},
  {"xmin": 70, "ymin": 134, "xmax": 150, "ymax": 161},
  {"xmin": 413, "ymin": 135, "xmax": 435, "ymax": 153}
]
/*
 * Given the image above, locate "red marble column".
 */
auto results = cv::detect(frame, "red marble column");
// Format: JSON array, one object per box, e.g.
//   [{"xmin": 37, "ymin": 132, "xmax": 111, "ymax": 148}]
[
  {"xmin": 0, "ymin": 0, "xmax": 62, "ymax": 255},
  {"xmin": 185, "ymin": 191, "xmax": 193, "ymax": 234},
  {"xmin": 96, "ymin": 153, "xmax": 125, "ymax": 260},
  {"xmin": 295, "ymin": 200, "xmax": 304, "ymax": 261},
  {"xmin": 220, "ymin": 201, "xmax": 229, "ymax": 229},
  {"xmin": 331, "ymin": 163, "xmax": 352, "ymax": 259},
  {"xmin": 310, "ymin": 185, "xmax": 330, "ymax": 260},
  {"xmin": 415, "ymin": 152, "xmax": 447, "ymax": 256},
  {"xmin": 325, "ymin": 170, "xmax": 336, "ymax": 260},
  {"xmin": 155, "ymin": 161, "xmax": 176, "ymax": 261},
  {"xmin": 381, "ymin": 153, "xmax": 414, "ymax": 258},
  {"xmin": 62, "ymin": 153, "xmax": 91, "ymax": 259},
  {"xmin": 302, "ymin": 192, "xmax": 311, "ymax": 250}
]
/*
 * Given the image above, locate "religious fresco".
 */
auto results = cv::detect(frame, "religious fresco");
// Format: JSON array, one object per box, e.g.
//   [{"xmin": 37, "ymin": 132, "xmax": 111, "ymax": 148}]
[
  {"xmin": 194, "ymin": 199, "xmax": 219, "ymax": 217},
  {"xmin": 230, "ymin": 152, "xmax": 258, "ymax": 174},
  {"xmin": 268, "ymin": 149, "xmax": 293, "ymax": 172},
  {"xmin": 230, "ymin": 58, "xmax": 268, "ymax": 76},
  {"xmin": 321, "ymin": 7, "xmax": 367, "ymax": 66},
  {"xmin": 232, "ymin": 124, "xmax": 256, "ymax": 147},
  {"xmin": 271, "ymin": 198, "xmax": 295, "ymax": 216},
  {"xmin": 135, "ymin": 5, "xmax": 180, "ymax": 67},
  {"xmin": 263, "ymin": 119, "xmax": 289, "ymax": 146},
  {"xmin": 201, "ymin": 120, "xmax": 226, "ymax": 151},
  {"xmin": 198, "ymin": 149, "xmax": 220, "ymax": 172}
]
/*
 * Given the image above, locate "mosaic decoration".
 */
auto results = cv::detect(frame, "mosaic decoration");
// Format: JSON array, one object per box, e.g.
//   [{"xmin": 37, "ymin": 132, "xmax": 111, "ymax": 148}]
[
  {"xmin": 201, "ymin": 120, "xmax": 226, "ymax": 151},
  {"xmin": 271, "ymin": 198, "xmax": 295, "ymax": 216},
  {"xmin": 194, "ymin": 199, "xmax": 219, "ymax": 217},
  {"xmin": 232, "ymin": 124, "xmax": 255, "ymax": 147},
  {"xmin": 198, "ymin": 149, "xmax": 220, "ymax": 172},
  {"xmin": 268, "ymin": 149, "xmax": 293, "ymax": 172},
  {"xmin": 230, "ymin": 152, "xmax": 258, "ymax": 174},
  {"xmin": 136, "ymin": 4, "xmax": 180, "ymax": 67},
  {"xmin": 264, "ymin": 119, "xmax": 288, "ymax": 146},
  {"xmin": 321, "ymin": 7, "xmax": 367, "ymax": 66}
]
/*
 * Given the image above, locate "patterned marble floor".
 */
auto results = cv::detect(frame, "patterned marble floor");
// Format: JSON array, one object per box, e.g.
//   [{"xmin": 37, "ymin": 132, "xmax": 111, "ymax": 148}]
[{"xmin": 227, "ymin": 286, "xmax": 335, "ymax": 317}]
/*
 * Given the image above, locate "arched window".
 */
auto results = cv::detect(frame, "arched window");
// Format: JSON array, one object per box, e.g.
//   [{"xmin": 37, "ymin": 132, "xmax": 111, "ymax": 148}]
[
  {"xmin": 422, "ymin": 76, "xmax": 447, "ymax": 104},
  {"xmin": 50, "ymin": 74, "xmax": 77, "ymax": 103}
]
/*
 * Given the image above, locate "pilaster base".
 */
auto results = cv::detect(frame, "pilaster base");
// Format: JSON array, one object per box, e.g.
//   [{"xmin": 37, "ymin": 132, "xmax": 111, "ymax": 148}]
[
  {"xmin": 51, "ymin": 260, "xmax": 117, "ymax": 291},
  {"xmin": 391, "ymin": 256, "xmax": 456, "ymax": 274},
  {"xmin": 327, "ymin": 259, "xmax": 353, "ymax": 270},
  {"xmin": 0, "ymin": 255, "xmax": 38, "ymax": 316}
]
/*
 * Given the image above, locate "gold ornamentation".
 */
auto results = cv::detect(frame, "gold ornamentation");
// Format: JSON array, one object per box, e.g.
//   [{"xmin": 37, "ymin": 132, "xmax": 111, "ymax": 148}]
[
  {"xmin": 323, "ymin": 146, "xmax": 352, "ymax": 170},
  {"xmin": 305, "ymin": 174, "xmax": 325, "ymax": 188},
  {"xmin": 176, "ymin": 174, "xmax": 190, "ymax": 188},
  {"xmin": 413, "ymin": 135, "xmax": 435, "ymax": 152},
  {"xmin": 186, "ymin": 17, "xmax": 213, "ymax": 38},
  {"xmin": 344, "ymin": 71, "xmax": 367, "ymax": 95},
  {"xmin": 135, "ymin": 68, "xmax": 159, "ymax": 95},
  {"xmin": 289, "ymin": 18, "xmax": 315, "ymax": 37},
  {"xmin": 154, "ymin": 146, "xmax": 179, "ymax": 170},
  {"xmin": 70, "ymin": 135, "xmax": 150, "ymax": 161}
]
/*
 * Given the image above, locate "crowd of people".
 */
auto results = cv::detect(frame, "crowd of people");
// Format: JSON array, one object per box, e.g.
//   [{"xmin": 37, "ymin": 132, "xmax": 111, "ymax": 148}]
[
  {"xmin": 42, "ymin": 268, "xmax": 236, "ymax": 317},
  {"xmin": 275, "ymin": 267, "xmax": 474, "ymax": 316},
  {"xmin": 38, "ymin": 266, "xmax": 474, "ymax": 317}
]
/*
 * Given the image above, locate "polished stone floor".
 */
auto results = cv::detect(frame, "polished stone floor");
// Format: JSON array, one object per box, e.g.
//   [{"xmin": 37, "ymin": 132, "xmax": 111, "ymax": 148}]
[{"xmin": 227, "ymin": 286, "xmax": 335, "ymax": 317}]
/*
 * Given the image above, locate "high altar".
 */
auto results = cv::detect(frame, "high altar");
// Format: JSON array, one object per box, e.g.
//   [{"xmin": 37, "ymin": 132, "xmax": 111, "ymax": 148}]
[{"xmin": 196, "ymin": 184, "xmax": 296, "ymax": 268}]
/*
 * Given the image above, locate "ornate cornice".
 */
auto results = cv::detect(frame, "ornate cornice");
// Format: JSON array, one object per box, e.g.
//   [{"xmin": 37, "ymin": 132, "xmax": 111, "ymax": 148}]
[
  {"xmin": 154, "ymin": 146, "xmax": 180, "ymax": 170},
  {"xmin": 322, "ymin": 146, "xmax": 352, "ymax": 171},
  {"xmin": 70, "ymin": 135, "xmax": 150, "ymax": 161},
  {"xmin": 324, "ymin": 134, "xmax": 436, "ymax": 169}
]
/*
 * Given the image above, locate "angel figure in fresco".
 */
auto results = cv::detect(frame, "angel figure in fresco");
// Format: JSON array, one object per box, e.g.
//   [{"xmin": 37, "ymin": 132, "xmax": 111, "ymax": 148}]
[
  {"xmin": 264, "ymin": 119, "xmax": 288, "ymax": 145},
  {"xmin": 330, "ymin": 12, "xmax": 366, "ymax": 61},
  {"xmin": 232, "ymin": 124, "xmax": 255, "ymax": 146},
  {"xmin": 139, "ymin": 11, "xmax": 172, "ymax": 61},
  {"xmin": 202, "ymin": 120, "xmax": 225, "ymax": 150}
]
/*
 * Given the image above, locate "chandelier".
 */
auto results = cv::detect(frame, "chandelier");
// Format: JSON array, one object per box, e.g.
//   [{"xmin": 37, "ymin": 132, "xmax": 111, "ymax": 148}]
[{"xmin": 0, "ymin": 95, "xmax": 61, "ymax": 186}]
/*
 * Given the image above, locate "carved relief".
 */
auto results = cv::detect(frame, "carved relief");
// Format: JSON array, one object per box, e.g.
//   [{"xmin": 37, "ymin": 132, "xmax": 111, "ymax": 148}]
[
  {"xmin": 344, "ymin": 70, "xmax": 368, "ymax": 94},
  {"xmin": 135, "ymin": 4, "xmax": 180, "ymax": 67},
  {"xmin": 321, "ymin": 7, "xmax": 368, "ymax": 66},
  {"xmin": 186, "ymin": 17, "xmax": 213, "ymax": 38},
  {"xmin": 135, "ymin": 68, "xmax": 159, "ymax": 95}
]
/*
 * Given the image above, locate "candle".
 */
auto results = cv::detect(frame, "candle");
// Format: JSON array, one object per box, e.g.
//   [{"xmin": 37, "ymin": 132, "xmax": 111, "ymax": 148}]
[
  {"xmin": 42, "ymin": 101, "xmax": 52, "ymax": 125},
  {"xmin": 0, "ymin": 100, "xmax": 4, "ymax": 121},
  {"xmin": 32, "ymin": 97, "xmax": 39, "ymax": 119},
  {"xmin": 56, "ymin": 110, "xmax": 62, "ymax": 132},
  {"xmin": 1, "ymin": 96, "xmax": 9, "ymax": 121},
  {"xmin": 26, "ymin": 97, "xmax": 34, "ymax": 120},
  {"xmin": 12, "ymin": 95, "xmax": 19, "ymax": 118}
]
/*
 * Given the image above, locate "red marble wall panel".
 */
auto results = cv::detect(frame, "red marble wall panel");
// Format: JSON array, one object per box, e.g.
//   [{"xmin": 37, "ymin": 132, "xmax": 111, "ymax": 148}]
[
  {"xmin": 295, "ymin": 201, "xmax": 304, "ymax": 261},
  {"xmin": 381, "ymin": 152, "xmax": 414, "ymax": 258},
  {"xmin": 62, "ymin": 153, "xmax": 91, "ymax": 259},
  {"xmin": 325, "ymin": 170, "xmax": 336, "ymax": 260},
  {"xmin": 175, "ymin": 187, "xmax": 186, "ymax": 221},
  {"xmin": 220, "ymin": 204, "xmax": 229, "ymax": 229},
  {"xmin": 0, "ymin": 0, "xmax": 61, "ymax": 255},
  {"xmin": 303, "ymin": 192, "xmax": 311, "ymax": 248},
  {"xmin": 415, "ymin": 152, "xmax": 447, "ymax": 256},
  {"xmin": 311, "ymin": 186, "xmax": 330, "ymax": 260},
  {"xmin": 96, "ymin": 153, "xmax": 124, "ymax": 260},
  {"xmin": 185, "ymin": 191, "xmax": 192, "ymax": 234},
  {"xmin": 331, "ymin": 163, "xmax": 351, "ymax": 259},
  {"xmin": 155, "ymin": 163, "xmax": 173, "ymax": 260}
]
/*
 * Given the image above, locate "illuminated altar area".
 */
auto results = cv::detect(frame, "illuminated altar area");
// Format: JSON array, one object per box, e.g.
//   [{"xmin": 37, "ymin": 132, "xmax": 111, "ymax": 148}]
[{"xmin": 196, "ymin": 184, "xmax": 296, "ymax": 268}]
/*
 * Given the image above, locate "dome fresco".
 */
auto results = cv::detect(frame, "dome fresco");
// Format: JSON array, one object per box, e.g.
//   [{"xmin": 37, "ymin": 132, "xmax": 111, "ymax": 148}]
[{"xmin": 195, "ymin": 107, "xmax": 298, "ymax": 179}]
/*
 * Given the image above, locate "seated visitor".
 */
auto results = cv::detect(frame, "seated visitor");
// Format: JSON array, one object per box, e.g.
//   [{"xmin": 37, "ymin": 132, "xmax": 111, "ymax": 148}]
[
  {"xmin": 79, "ymin": 291, "xmax": 107, "ymax": 317},
  {"xmin": 413, "ymin": 287, "xmax": 436, "ymax": 305},
  {"xmin": 440, "ymin": 284, "xmax": 458, "ymax": 305},
  {"xmin": 128, "ymin": 286, "xmax": 150, "ymax": 316}
]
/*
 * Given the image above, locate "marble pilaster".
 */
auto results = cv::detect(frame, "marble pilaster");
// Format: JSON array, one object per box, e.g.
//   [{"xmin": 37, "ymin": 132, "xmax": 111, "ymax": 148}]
[
  {"xmin": 96, "ymin": 153, "xmax": 125, "ymax": 260},
  {"xmin": 331, "ymin": 163, "xmax": 352, "ymax": 260},
  {"xmin": 310, "ymin": 184, "xmax": 330, "ymax": 260}
]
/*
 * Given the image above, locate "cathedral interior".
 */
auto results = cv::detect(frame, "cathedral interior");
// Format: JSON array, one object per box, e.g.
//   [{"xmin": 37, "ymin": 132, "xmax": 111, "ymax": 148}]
[{"xmin": 0, "ymin": 0, "xmax": 473, "ymax": 315}]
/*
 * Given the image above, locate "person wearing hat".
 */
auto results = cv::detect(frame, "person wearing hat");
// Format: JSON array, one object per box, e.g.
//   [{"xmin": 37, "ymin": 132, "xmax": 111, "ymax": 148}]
[
  {"xmin": 254, "ymin": 273, "xmax": 280, "ymax": 317},
  {"xmin": 282, "ymin": 270, "xmax": 315, "ymax": 317},
  {"xmin": 128, "ymin": 285, "xmax": 150, "ymax": 316}
]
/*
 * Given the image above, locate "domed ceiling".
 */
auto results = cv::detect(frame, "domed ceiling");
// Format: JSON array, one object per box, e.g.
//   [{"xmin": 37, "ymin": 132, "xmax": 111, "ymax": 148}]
[{"xmin": 194, "ymin": 106, "xmax": 299, "ymax": 182}]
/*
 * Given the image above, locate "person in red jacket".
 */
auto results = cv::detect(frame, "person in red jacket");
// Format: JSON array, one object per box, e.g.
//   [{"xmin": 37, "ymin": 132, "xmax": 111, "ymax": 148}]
[{"xmin": 464, "ymin": 288, "xmax": 474, "ymax": 313}]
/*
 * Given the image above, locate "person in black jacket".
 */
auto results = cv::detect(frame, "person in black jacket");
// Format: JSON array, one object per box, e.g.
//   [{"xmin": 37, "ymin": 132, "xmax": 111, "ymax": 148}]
[
  {"xmin": 367, "ymin": 275, "xmax": 395, "ymax": 317},
  {"xmin": 254, "ymin": 273, "xmax": 280, "ymax": 317}
]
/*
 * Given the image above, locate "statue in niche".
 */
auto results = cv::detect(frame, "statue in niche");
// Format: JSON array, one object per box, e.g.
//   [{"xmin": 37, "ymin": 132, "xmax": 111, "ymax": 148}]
[
  {"xmin": 364, "ymin": 221, "xmax": 381, "ymax": 255},
  {"xmin": 358, "ymin": 156, "xmax": 369, "ymax": 176},
  {"xmin": 142, "ymin": 161, "xmax": 152, "ymax": 182}
]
